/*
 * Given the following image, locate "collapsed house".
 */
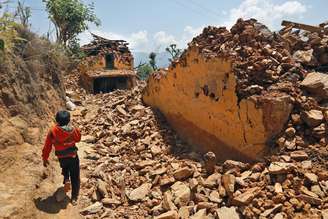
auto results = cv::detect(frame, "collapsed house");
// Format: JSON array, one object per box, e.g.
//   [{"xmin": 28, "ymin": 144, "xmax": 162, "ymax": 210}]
[
  {"xmin": 143, "ymin": 19, "xmax": 328, "ymax": 162},
  {"xmin": 79, "ymin": 34, "xmax": 136, "ymax": 94}
]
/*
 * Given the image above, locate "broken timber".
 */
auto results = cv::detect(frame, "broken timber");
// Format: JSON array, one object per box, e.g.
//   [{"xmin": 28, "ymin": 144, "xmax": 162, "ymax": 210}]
[{"xmin": 281, "ymin": 20, "xmax": 328, "ymax": 33}]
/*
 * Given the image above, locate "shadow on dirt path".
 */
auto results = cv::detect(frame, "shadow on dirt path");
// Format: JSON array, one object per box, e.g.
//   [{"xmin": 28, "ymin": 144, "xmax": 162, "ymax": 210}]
[{"xmin": 34, "ymin": 187, "xmax": 70, "ymax": 214}]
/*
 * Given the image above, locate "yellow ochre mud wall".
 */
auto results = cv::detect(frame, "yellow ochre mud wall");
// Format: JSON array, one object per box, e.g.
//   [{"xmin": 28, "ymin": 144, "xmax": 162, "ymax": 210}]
[
  {"xmin": 93, "ymin": 55, "xmax": 133, "ymax": 70},
  {"xmin": 78, "ymin": 53, "xmax": 133, "ymax": 75},
  {"xmin": 143, "ymin": 47, "xmax": 293, "ymax": 162}
]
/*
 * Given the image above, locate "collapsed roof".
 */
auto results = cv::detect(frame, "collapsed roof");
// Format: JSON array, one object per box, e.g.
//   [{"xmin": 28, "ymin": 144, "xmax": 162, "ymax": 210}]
[{"xmin": 81, "ymin": 33, "xmax": 132, "ymax": 56}]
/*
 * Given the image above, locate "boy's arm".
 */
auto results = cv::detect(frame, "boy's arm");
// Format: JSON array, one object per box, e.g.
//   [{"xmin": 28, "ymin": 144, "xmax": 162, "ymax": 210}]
[
  {"xmin": 73, "ymin": 128, "xmax": 81, "ymax": 142},
  {"xmin": 42, "ymin": 131, "xmax": 53, "ymax": 161}
]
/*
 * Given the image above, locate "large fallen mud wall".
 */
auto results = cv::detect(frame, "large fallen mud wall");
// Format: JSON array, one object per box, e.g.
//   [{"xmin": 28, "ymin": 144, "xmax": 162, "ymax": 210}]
[{"xmin": 143, "ymin": 47, "xmax": 293, "ymax": 161}]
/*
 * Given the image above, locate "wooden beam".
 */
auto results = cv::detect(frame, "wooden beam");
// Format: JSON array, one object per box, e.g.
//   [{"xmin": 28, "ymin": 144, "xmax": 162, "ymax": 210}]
[
  {"xmin": 281, "ymin": 20, "xmax": 324, "ymax": 33},
  {"xmin": 319, "ymin": 20, "xmax": 328, "ymax": 28}
]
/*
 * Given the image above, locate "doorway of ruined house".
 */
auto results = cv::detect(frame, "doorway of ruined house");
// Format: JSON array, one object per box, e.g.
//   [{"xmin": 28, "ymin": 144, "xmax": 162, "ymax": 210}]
[
  {"xmin": 93, "ymin": 76, "xmax": 129, "ymax": 94},
  {"xmin": 105, "ymin": 53, "xmax": 115, "ymax": 69}
]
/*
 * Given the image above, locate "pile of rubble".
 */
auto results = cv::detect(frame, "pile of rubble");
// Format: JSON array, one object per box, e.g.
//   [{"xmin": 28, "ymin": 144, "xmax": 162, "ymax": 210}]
[
  {"xmin": 65, "ymin": 18, "xmax": 328, "ymax": 218},
  {"xmin": 68, "ymin": 80, "xmax": 328, "ymax": 218},
  {"xmin": 186, "ymin": 18, "xmax": 327, "ymax": 100},
  {"xmin": 280, "ymin": 20, "xmax": 328, "ymax": 68},
  {"xmin": 177, "ymin": 18, "xmax": 328, "ymax": 158}
]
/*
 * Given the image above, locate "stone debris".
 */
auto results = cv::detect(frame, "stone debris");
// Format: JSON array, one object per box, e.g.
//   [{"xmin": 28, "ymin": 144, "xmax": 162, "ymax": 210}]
[
  {"xmin": 71, "ymin": 80, "xmax": 328, "ymax": 218},
  {"xmin": 285, "ymin": 127, "xmax": 296, "ymax": 137},
  {"xmin": 178, "ymin": 206, "xmax": 190, "ymax": 219},
  {"xmin": 273, "ymin": 213, "xmax": 284, "ymax": 219},
  {"xmin": 259, "ymin": 204, "xmax": 283, "ymax": 218},
  {"xmin": 97, "ymin": 179, "xmax": 108, "ymax": 198},
  {"xmin": 171, "ymin": 182, "xmax": 191, "ymax": 207},
  {"xmin": 66, "ymin": 98, "xmax": 77, "ymax": 111},
  {"xmin": 204, "ymin": 151, "xmax": 216, "ymax": 174},
  {"xmin": 290, "ymin": 150, "xmax": 309, "ymax": 161},
  {"xmin": 173, "ymin": 167, "xmax": 194, "ymax": 181},
  {"xmin": 216, "ymin": 206, "xmax": 240, "ymax": 219},
  {"xmin": 163, "ymin": 192, "xmax": 177, "ymax": 211},
  {"xmin": 301, "ymin": 72, "xmax": 328, "ymax": 100},
  {"xmin": 274, "ymin": 182, "xmax": 283, "ymax": 194},
  {"xmin": 190, "ymin": 209, "xmax": 208, "ymax": 219},
  {"xmin": 203, "ymin": 173, "xmax": 221, "ymax": 188},
  {"xmin": 209, "ymin": 190, "xmax": 222, "ymax": 203},
  {"xmin": 222, "ymin": 174, "xmax": 236, "ymax": 195},
  {"xmin": 268, "ymin": 162, "xmax": 296, "ymax": 174},
  {"xmin": 298, "ymin": 194, "xmax": 322, "ymax": 206},
  {"xmin": 65, "ymin": 18, "xmax": 328, "ymax": 219},
  {"xmin": 301, "ymin": 110, "xmax": 324, "ymax": 127},
  {"xmin": 304, "ymin": 172, "xmax": 319, "ymax": 184},
  {"xmin": 81, "ymin": 135, "xmax": 97, "ymax": 144},
  {"xmin": 101, "ymin": 198, "xmax": 121, "ymax": 206},
  {"xmin": 154, "ymin": 210, "xmax": 179, "ymax": 219},
  {"xmin": 127, "ymin": 183, "xmax": 152, "ymax": 202},
  {"xmin": 80, "ymin": 202, "xmax": 103, "ymax": 215},
  {"xmin": 322, "ymin": 209, "xmax": 328, "ymax": 219},
  {"xmin": 231, "ymin": 187, "xmax": 260, "ymax": 206}
]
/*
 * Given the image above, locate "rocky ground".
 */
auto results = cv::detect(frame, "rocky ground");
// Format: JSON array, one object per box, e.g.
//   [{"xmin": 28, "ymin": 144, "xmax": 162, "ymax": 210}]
[{"xmin": 63, "ymin": 76, "xmax": 328, "ymax": 219}]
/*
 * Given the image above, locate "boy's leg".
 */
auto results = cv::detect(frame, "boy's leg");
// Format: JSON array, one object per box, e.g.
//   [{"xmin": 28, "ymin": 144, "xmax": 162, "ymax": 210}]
[
  {"xmin": 59, "ymin": 158, "xmax": 70, "ymax": 184},
  {"xmin": 69, "ymin": 156, "xmax": 80, "ymax": 201}
]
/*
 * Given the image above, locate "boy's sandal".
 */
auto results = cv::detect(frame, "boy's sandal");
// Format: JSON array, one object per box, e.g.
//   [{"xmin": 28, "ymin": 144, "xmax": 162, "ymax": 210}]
[{"xmin": 71, "ymin": 199, "xmax": 78, "ymax": 206}]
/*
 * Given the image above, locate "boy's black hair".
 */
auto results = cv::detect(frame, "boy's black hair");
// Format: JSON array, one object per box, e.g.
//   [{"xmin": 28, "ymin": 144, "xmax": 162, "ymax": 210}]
[{"xmin": 55, "ymin": 110, "xmax": 70, "ymax": 126}]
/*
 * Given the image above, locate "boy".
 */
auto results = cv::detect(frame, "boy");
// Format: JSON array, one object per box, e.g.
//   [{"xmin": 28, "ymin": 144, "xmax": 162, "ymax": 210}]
[{"xmin": 42, "ymin": 110, "xmax": 81, "ymax": 205}]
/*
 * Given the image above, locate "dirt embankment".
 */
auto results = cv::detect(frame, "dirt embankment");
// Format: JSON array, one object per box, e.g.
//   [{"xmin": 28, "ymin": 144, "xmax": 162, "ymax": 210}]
[{"xmin": 0, "ymin": 28, "xmax": 68, "ymax": 218}]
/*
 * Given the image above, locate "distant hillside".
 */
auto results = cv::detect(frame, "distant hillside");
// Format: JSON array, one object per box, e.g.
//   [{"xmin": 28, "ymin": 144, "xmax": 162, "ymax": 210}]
[{"xmin": 133, "ymin": 51, "xmax": 171, "ymax": 68}]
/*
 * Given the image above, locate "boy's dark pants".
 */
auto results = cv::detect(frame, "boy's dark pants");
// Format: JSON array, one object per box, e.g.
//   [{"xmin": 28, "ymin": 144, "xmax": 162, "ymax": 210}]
[{"xmin": 58, "ymin": 156, "xmax": 80, "ymax": 200}]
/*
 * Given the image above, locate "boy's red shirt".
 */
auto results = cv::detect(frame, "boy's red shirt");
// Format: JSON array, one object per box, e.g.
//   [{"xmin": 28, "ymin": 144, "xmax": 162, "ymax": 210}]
[{"xmin": 42, "ymin": 125, "xmax": 81, "ymax": 161}]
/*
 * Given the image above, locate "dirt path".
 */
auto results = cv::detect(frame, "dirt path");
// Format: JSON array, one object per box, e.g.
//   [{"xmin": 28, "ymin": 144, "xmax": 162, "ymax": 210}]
[
  {"xmin": 31, "ymin": 155, "xmax": 83, "ymax": 219},
  {"xmin": 0, "ymin": 142, "xmax": 83, "ymax": 219}
]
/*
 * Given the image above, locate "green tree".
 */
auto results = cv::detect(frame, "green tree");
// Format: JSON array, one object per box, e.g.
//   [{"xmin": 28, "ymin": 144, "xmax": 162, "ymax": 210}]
[
  {"xmin": 136, "ymin": 63, "xmax": 153, "ymax": 80},
  {"xmin": 166, "ymin": 44, "xmax": 182, "ymax": 62},
  {"xmin": 149, "ymin": 52, "xmax": 157, "ymax": 70},
  {"xmin": 43, "ymin": 0, "xmax": 100, "ymax": 47}
]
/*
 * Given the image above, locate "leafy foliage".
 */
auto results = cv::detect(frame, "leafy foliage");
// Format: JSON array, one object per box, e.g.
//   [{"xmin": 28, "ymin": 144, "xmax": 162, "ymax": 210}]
[
  {"xmin": 43, "ymin": 0, "xmax": 100, "ymax": 47},
  {"xmin": 136, "ymin": 51, "xmax": 161, "ymax": 80},
  {"xmin": 0, "ymin": 1, "xmax": 72, "ymax": 74},
  {"xmin": 0, "ymin": 12, "xmax": 19, "ymax": 52},
  {"xmin": 66, "ymin": 37, "xmax": 86, "ymax": 60},
  {"xmin": 166, "ymin": 44, "xmax": 182, "ymax": 62},
  {"xmin": 137, "ymin": 63, "xmax": 153, "ymax": 80}
]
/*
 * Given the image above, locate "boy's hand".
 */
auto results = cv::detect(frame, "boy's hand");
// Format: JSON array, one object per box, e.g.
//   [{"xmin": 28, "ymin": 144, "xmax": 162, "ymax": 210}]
[{"xmin": 43, "ymin": 160, "xmax": 49, "ymax": 167}]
